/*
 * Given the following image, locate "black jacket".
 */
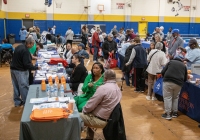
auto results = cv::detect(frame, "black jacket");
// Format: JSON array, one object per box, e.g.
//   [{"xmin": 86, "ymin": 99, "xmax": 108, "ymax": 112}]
[
  {"xmin": 103, "ymin": 103, "xmax": 126, "ymax": 140},
  {"xmin": 70, "ymin": 64, "xmax": 88, "ymax": 91},
  {"xmin": 102, "ymin": 40, "xmax": 117, "ymax": 59},
  {"xmin": 161, "ymin": 58, "xmax": 187, "ymax": 86},
  {"xmin": 10, "ymin": 44, "xmax": 38, "ymax": 71}
]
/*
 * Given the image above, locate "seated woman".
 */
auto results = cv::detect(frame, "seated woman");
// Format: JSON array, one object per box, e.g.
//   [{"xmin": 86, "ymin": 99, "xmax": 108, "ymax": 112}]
[
  {"xmin": 69, "ymin": 54, "xmax": 88, "ymax": 92},
  {"xmin": 63, "ymin": 43, "xmax": 73, "ymax": 64},
  {"xmin": 34, "ymin": 43, "xmax": 43, "ymax": 57},
  {"xmin": 74, "ymin": 62, "xmax": 105, "ymax": 112},
  {"xmin": 181, "ymin": 39, "xmax": 200, "ymax": 68}
]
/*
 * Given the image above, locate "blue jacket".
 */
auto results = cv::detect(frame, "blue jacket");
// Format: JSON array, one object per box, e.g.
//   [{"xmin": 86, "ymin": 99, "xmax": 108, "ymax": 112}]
[
  {"xmin": 19, "ymin": 29, "xmax": 27, "ymax": 40},
  {"xmin": 78, "ymin": 49, "xmax": 89, "ymax": 59}
]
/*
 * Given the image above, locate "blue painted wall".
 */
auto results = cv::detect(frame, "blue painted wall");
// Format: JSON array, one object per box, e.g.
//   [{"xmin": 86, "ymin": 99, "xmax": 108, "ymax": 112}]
[
  {"xmin": 0, "ymin": 19, "xmax": 4, "ymax": 43},
  {"xmin": 6, "ymin": 19, "xmax": 22, "ymax": 41},
  {"xmin": 4, "ymin": 19, "xmax": 200, "ymax": 41}
]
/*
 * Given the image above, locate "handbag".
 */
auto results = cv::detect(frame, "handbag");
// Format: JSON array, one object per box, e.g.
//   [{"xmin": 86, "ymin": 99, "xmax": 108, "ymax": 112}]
[
  {"xmin": 143, "ymin": 50, "xmax": 158, "ymax": 79},
  {"xmin": 108, "ymin": 53, "xmax": 118, "ymax": 69},
  {"xmin": 153, "ymin": 77, "xmax": 163, "ymax": 96}
]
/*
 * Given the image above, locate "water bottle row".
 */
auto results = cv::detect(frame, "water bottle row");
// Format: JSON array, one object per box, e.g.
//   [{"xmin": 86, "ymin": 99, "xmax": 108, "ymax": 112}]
[{"xmin": 46, "ymin": 83, "xmax": 65, "ymax": 97}]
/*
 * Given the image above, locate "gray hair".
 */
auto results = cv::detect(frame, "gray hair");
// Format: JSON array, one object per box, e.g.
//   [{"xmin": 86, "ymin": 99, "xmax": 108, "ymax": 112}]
[
  {"xmin": 25, "ymin": 36, "xmax": 35, "ymax": 45},
  {"xmin": 104, "ymin": 69, "xmax": 116, "ymax": 80},
  {"xmin": 155, "ymin": 42, "xmax": 163, "ymax": 50}
]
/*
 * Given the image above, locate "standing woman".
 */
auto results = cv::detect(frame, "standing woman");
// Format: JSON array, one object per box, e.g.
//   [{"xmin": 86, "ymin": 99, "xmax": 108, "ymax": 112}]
[
  {"xmin": 146, "ymin": 42, "xmax": 155, "ymax": 55},
  {"xmin": 146, "ymin": 42, "xmax": 167, "ymax": 100},
  {"xmin": 81, "ymin": 25, "xmax": 88, "ymax": 49},
  {"xmin": 154, "ymin": 33, "xmax": 166, "ymax": 53},
  {"xmin": 74, "ymin": 62, "xmax": 105, "ymax": 112}
]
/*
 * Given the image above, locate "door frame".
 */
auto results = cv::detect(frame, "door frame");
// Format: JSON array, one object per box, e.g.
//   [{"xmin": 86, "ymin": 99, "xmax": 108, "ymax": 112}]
[
  {"xmin": 138, "ymin": 21, "xmax": 148, "ymax": 38},
  {"xmin": 22, "ymin": 19, "xmax": 34, "ymax": 29}
]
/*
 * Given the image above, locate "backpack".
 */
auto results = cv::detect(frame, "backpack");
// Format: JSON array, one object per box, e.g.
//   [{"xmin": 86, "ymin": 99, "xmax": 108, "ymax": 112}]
[
  {"xmin": 123, "ymin": 44, "xmax": 135, "ymax": 73},
  {"xmin": 124, "ymin": 44, "xmax": 135, "ymax": 63}
]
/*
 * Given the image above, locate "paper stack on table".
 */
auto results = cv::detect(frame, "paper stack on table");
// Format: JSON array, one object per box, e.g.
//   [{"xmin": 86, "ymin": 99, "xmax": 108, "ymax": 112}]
[
  {"xmin": 32, "ymin": 102, "xmax": 68, "ymax": 111},
  {"xmin": 41, "ymin": 54, "xmax": 52, "ymax": 59},
  {"xmin": 30, "ymin": 97, "xmax": 70, "ymax": 104}
]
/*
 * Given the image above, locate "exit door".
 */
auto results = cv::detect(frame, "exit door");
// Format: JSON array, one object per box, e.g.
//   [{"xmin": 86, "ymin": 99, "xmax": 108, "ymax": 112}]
[
  {"xmin": 138, "ymin": 22, "xmax": 147, "ymax": 38},
  {"xmin": 22, "ymin": 19, "xmax": 34, "ymax": 30}
]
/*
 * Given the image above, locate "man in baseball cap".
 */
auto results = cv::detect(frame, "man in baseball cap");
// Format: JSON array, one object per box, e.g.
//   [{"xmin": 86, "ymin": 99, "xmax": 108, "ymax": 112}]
[
  {"xmin": 77, "ymin": 43, "xmax": 85, "ymax": 49},
  {"xmin": 168, "ymin": 29, "xmax": 184, "ymax": 59},
  {"xmin": 77, "ymin": 43, "xmax": 89, "ymax": 60}
]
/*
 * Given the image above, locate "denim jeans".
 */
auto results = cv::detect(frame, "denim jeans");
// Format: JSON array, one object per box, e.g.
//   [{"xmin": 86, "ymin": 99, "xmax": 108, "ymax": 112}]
[
  {"xmin": 10, "ymin": 69, "xmax": 29, "ymax": 106},
  {"xmin": 125, "ymin": 72, "xmax": 134, "ymax": 86},
  {"xmin": 93, "ymin": 46, "xmax": 98, "ymax": 61},
  {"xmin": 118, "ymin": 54, "xmax": 124, "ymax": 70}
]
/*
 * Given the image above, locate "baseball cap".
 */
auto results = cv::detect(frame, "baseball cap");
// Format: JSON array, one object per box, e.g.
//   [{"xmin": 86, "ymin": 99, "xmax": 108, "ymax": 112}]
[
  {"xmin": 188, "ymin": 38, "xmax": 197, "ymax": 46},
  {"xmin": 108, "ymin": 33, "xmax": 113, "ymax": 38},
  {"xmin": 77, "ymin": 43, "xmax": 85, "ymax": 48},
  {"xmin": 172, "ymin": 29, "xmax": 179, "ymax": 34}
]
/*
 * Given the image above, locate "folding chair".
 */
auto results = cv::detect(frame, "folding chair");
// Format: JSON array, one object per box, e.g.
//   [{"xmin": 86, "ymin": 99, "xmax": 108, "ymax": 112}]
[
  {"xmin": 82, "ymin": 126, "xmax": 105, "ymax": 140},
  {"xmin": 58, "ymin": 44, "xmax": 66, "ymax": 58}
]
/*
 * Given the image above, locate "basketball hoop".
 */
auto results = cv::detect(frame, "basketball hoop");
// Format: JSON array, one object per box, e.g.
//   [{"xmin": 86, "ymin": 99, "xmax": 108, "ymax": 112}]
[
  {"xmin": 98, "ymin": 4, "xmax": 104, "ymax": 14},
  {"xmin": 55, "ymin": 0, "xmax": 62, "ymax": 8}
]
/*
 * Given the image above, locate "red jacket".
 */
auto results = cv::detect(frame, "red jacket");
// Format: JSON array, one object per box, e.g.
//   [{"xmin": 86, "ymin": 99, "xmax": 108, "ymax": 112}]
[{"xmin": 92, "ymin": 32, "xmax": 101, "ymax": 47}]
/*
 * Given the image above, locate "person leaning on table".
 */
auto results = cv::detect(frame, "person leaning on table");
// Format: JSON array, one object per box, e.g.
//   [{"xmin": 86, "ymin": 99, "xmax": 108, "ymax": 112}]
[
  {"xmin": 161, "ymin": 56, "xmax": 187, "ymax": 120},
  {"xmin": 179, "ymin": 38, "xmax": 200, "ymax": 69},
  {"xmin": 10, "ymin": 37, "xmax": 40, "ymax": 107},
  {"xmin": 80, "ymin": 69, "xmax": 122, "ymax": 140}
]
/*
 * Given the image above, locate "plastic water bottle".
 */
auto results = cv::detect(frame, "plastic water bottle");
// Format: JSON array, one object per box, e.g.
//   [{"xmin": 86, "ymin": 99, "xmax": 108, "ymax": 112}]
[
  {"xmin": 46, "ymin": 84, "xmax": 50, "ymax": 97},
  {"xmin": 60, "ymin": 84, "xmax": 64, "ymax": 97},
  {"xmin": 50, "ymin": 84, "xmax": 54, "ymax": 97},
  {"xmin": 54, "ymin": 82, "xmax": 58, "ymax": 97}
]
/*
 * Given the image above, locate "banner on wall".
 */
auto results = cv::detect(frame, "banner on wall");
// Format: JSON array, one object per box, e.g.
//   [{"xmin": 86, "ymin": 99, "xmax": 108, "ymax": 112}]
[
  {"xmin": 183, "ymin": 6, "xmax": 190, "ymax": 11},
  {"xmin": 116, "ymin": 3, "xmax": 125, "ymax": 9}
]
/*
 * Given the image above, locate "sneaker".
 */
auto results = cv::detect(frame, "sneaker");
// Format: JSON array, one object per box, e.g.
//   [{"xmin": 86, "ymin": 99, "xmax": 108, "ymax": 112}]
[
  {"xmin": 121, "ymin": 77, "xmax": 125, "ymax": 80},
  {"xmin": 161, "ymin": 113, "xmax": 172, "ymax": 120},
  {"xmin": 140, "ymin": 90, "xmax": 145, "ymax": 93},
  {"xmin": 146, "ymin": 96, "xmax": 151, "ymax": 100},
  {"xmin": 172, "ymin": 112, "xmax": 178, "ymax": 118},
  {"xmin": 152, "ymin": 97, "xmax": 157, "ymax": 101},
  {"xmin": 134, "ymin": 89, "xmax": 140, "ymax": 92},
  {"xmin": 93, "ymin": 61, "xmax": 97, "ymax": 63}
]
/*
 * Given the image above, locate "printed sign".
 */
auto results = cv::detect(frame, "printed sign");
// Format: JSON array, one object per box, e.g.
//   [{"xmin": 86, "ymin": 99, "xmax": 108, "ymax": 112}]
[
  {"xmin": 116, "ymin": 3, "xmax": 125, "ymax": 9},
  {"xmin": 183, "ymin": 6, "xmax": 190, "ymax": 11}
]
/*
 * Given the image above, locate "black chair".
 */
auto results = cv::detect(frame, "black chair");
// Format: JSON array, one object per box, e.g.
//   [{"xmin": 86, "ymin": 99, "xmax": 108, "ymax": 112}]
[{"xmin": 82, "ymin": 103, "xmax": 126, "ymax": 140}]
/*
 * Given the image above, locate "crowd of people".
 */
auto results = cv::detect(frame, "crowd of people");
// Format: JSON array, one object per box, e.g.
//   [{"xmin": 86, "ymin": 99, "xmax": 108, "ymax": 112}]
[{"xmin": 8, "ymin": 23, "xmax": 200, "ymax": 139}]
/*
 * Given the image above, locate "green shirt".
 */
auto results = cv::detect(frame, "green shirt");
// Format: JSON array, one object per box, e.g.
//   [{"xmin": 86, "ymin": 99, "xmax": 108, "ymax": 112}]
[
  {"xmin": 29, "ymin": 43, "xmax": 36, "ymax": 54},
  {"xmin": 74, "ymin": 74, "xmax": 104, "ymax": 112}
]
